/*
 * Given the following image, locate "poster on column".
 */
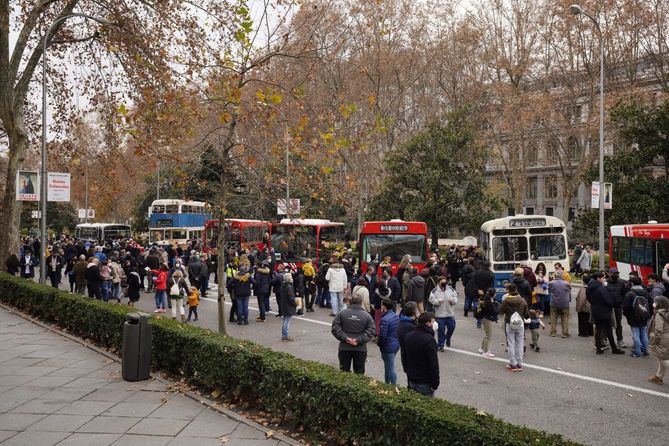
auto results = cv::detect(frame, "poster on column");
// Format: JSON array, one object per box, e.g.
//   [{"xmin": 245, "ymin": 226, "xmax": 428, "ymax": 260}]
[
  {"xmin": 47, "ymin": 172, "xmax": 71, "ymax": 202},
  {"xmin": 16, "ymin": 171, "xmax": 39, "ymax": 201}
]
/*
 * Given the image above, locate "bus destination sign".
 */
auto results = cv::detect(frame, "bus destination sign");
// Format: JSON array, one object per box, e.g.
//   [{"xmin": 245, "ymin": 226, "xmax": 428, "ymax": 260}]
[
  {"xmin": 510, "ymin": 218, "xmax": 546, "ymax": 228},
  {"xmin": 157, "ymin": 219, "xmax": 173, "ymax": 227},
  {"xmin": 380, "ymin": 225, "xmax": 409, "ymax": 232}
]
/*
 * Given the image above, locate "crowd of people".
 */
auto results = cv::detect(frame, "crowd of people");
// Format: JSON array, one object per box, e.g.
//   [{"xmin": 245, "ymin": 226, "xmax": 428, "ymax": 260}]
[{"xmin": 7, "ymin": 235, "xmax": 669, "ymax": 395}]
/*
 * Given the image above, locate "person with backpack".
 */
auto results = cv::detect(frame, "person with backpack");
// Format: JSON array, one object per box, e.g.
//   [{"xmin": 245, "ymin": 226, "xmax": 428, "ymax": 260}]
[
  {"xmin": 477, "ymin": 288, "xmax": 499, "ymax": 358},
  {"xmin": 126, "ymin": 266, "xmax": 141, "ymax": 308},
  {"xmin": 168, "ymin": 270, "xmax": 188, "ymax": 322},
  {"xmin": 622, "ymin": 276, "xmax": 651, "ymax": 357},
  {"xmin": 429, "ymin": 277, "xmax": 457, "ymax": 351},
  {"xmin": 498, "ymin": 283, "xmax": 529, "ymax": 371},
  {"xmin": 407, "ymin": 268, "xmax": 426, "ymax": 313},
  {"xmin": 647, "ymin": 296, "xmax": 669, "ymax": 385}
]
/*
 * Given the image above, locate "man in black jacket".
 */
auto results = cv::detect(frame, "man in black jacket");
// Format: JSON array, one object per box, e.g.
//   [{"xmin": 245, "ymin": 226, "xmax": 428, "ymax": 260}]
[
  {"xmin": 331, "ymin": 294, "xmax": 375, "ymax": 375},
  {"xmin": 606, "ymin": 268, "xmax": 627, "ymax": 348},
  {"xmin": 511, "ymin": 268, "xmax": 533, "ymax": 308},
  {"xmin": 464, "ymin": 261, "xmax": 494, "ymax": 317},
  {"xmin": 398, "ymin": 302, "xmax": 418, "ymax": 377},
  {"xmin": 622, "ymin": 276, "xmax": 651, "ymax": 357},
  {"xmin": 587, "ymin": 272, "xmax": 624, "ymax": 355},
  {"xmin": 404, "ymin": 312, "xmax": 439, "ymax": 397}
]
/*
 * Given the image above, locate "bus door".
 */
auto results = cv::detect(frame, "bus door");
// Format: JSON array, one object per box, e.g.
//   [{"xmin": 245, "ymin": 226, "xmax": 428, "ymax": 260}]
[{"xmin": 655, "ymin": 240, "xmax": 669, "ymax": 276}]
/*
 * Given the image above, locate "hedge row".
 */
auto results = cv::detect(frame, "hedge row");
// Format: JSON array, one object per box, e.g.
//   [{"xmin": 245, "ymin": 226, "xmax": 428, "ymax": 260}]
[{"xmin": 0, "ymin": 273, "xmax": 579, "ymax": 445}]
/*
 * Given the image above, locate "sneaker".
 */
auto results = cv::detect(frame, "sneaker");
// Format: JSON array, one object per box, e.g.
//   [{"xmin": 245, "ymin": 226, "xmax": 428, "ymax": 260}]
[
  {"xmin": 535, "ymin": 347, "xmax": 541, "ymax": 353},
  {"xmin": 515, "ymin": 366, "xmax": 523, "ymax": 372},
  {"xmin": 256, "ymin": 317, "xmax": 264, "ymax": 322},
  {"xmin": 193, "ymin": 317, "xmax": 198, "ymax": 321},
  {"xmin": 506, "ymin": 364, "xmax": 516, "ymax": 371},
  {"xmin": 438, "ymin": 347, "xmax": 445, "ymax": 352},
  {"xmin": 647, "ymin": 375, "xmax": 663, "ymax": 385},
  {"xmin": 549, "ymin": 333, "xmax": 557, "ymax": 337},
  {"xmin": 482, "ymin": 352, "xmax": 496, "ymax": 359},
  {"xmin": 446, "ymin": 341, "xmax": 451, "ymax": 347},
  {"xmin": 153, "ymin": 309, "xmax": 161, "ymax": 313},
  {"xmin": 630, "ymin": 353, "xmax": 641, "ymax": 357},
  {"xmin": 642, "ymin": 352, "xmax": 649, "ymax": 357},
  {"xmin": 617, "ymin": 341, "xmax": 626, "ymax": 348},
  {"xmin": 477, "ymin": 348, "xmax": 485, "ymax": 354},
  {"xmin": 562, "ymin": 334, "xmax": 570, "ymax": 338},
  {"xmin": 529, "ymin": 343, "xmax": 535, "ymax": 349},
  {"xmin": 281, "ymin": 337, "xmax": 294, "ymax": 342},
  {"xmin": 612, "ymin": 349, "xmax": 625, "ymax": 355}
]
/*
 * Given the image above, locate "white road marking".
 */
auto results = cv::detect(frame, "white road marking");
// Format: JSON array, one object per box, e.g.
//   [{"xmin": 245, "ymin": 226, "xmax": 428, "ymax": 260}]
[{"xmin": 201, "ymin": 297, "xmax": 669, "ymax": 400}]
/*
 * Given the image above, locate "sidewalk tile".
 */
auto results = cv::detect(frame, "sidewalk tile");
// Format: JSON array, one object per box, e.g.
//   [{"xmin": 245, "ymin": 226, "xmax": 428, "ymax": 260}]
[
  {"xmin": 39, "ymin": 388, "xmax": 89, "ymax": 401},
  {"xmin": 0, "ymin": 413, "xmax": 45, "ymax": 430},
  {"xmin": 0, "ymin": 431, "xmax": 17, "ymax": 442},
  {"xmin": 112, "ymin": 434, "xmax": 171, "ymax": 446},
  {"xmin": 167, "ymin": 436, "xmax": 222, "ymax": 446},
  {"xmin": 226, "ymin": 440, "xmax": 281, "ymax": 446},
  {"xmin": 57, "ymin": 401, "xmax": 117, "ymax": 416},
  {"xmin": 24, "ymin": 375, "xmax": 76, "ymax": 388},
  {"xmin": 76, "ymin": 416, "xmax": 142, "ymax": 434},
  {"xmin": 229, "ymin": 423, "xmax": 267, "ymax": 440},
  {"xmin": 178, "ymin": 409, "xmax": 239, "ymax": 438},
  {"xmin": 123, "ymin": 391, "xmax": 171, "ymax": 404},
  {"xmin": 26, "ymin": 414, "xmax": 93, "ymax": 432},
  {"xmin": 46, "ymin": 367, "xmax": 92, "ymax": 378},
  {"xmin": 0, "ymin": 400, "xmax": 29, "ymax": 413},
  {"xmin": 22, "ymin": 349, "xmax": 65, "ymax": 359},
  {"xmin": 148, "ymin": 399, "xmax": 203, "ymax": 420},
  {"xmin": 10, "ymin": 399, "xmax": 71, "ymax": 415},
  {"xmin": 82, "ymin": 389, "xmax": 133, "ymax": 403},
  {"xmin": 2, "ymin": 386, "xmax": 50, "ymax": 401},
  {"xmin": 57, "ymin": 433, "xmax": 121, "ymax": 446},
  {"xmin": 103, "ymin": 402, "xmax": 163, "ymax": 418},
  {"xmin": 38, "ymin": 358, "xmax": 79, "ymax": 368},
  {"xmin": 62, "ymin": 377, "xmax": 112, "ymax": 390},
  {"xmin": 0, "ymin": 375, "xmax": 39, "ymax": 387},
  {"xmin": 1, "ymin": 430, "xmax": 69, "ymax": 446},
  {"xmin": 127, "ymin": 418, "xmax": 189, "ymax": 436},
  {"xmin": 0, "ymin": 358, "xmax": 42, "ymax": 367},
  {"xmin": 16, "ymin": 366, "xmax": 61, "ymax": 376}
]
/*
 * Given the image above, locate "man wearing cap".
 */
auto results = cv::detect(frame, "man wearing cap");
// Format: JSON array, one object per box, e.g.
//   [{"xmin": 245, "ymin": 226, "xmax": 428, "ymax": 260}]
[
  {"xmin": 606, "ymin": 268, "xmax": 627, "ymax": 348},
  {"xmin": 548, "ymin": 270, "xmax": 571, "ymax": 337}
]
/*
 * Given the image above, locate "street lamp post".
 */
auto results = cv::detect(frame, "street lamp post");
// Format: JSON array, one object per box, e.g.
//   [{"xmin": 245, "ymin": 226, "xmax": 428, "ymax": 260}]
[
  {"xmin": 39, "ymin": 13, "xmax": 115, "ymax": 284},
  {"xmin": 570, "ymin": 4, "xmax": 606, "ymax": 270}
]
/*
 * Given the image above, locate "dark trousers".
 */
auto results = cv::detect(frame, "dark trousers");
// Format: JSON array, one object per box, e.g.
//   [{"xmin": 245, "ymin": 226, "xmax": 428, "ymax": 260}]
[
  {"xmin": 229, "ymin": 292, "xmax": 237, "ymax": 321},
  {"xmin": 613, "ymin": 307, "xmax": 623, "ymax": 341},
  {"xmin": 595, "ymin": 320, "xmax": 617, "ymax": 352},
  {"xmin": 408, "ymin": 380, "xmax": 434, "ymax": 398},
  {"xmin": 87, "ymin": 283, "xmax": 101, "ymax": 300},
  {"xmin": 338, "ymin": 350, "xmax": 367, "ymax": 374},
  {"xmin": 188, "ymin": 306, "xmax": 198, "ymax": 320},
  {"xmin": 69, "ymin": 276, "xmax": 76, "ymax": 292},
  {"xmin": 578, "ymin": 312, "xmax": 594, "ymax": 336},
  {"xmin": 256, "ymin": 293, "xmax": 268, "ymax": 320},
  {"xmin": 48, "ymin": 272, "xmax": 60, "ymax": 288}
]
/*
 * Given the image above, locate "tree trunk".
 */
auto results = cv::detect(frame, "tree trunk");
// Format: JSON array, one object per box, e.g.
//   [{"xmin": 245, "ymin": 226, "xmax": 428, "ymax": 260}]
[
  {"xmin": 0, "ymin": 121, "xmax": 29, "ymax": 263},
  {"xmin": 216, "ymin": 210, "xmax": 227, "ymax": 335}
]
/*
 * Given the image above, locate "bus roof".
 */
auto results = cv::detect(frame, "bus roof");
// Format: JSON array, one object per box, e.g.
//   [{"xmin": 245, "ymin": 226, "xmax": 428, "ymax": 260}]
[
  {"xmin": 76, "ymin": 223, "xmax": 131, "ymax": 228},
  {"xmin": 225, "ymin": 219, "xmax": 269, "ymax": 224},
  {"xmin": 277, "ymin": 218, "xmax": 343, "ymax": 226},
  {"xmin": 480, "ymin": 215, "xmax": 566, "ymax": 232},
  {"xmin": 610, "ymin": 223, "xmax": 669, "ymax": 238},
  {"xmin": 361, "ymin": 221, "xmax": 427, "ymax": 233},
  {"xmin": 150, "ymin": 199, "xmax": 207, "ymax": 207}
]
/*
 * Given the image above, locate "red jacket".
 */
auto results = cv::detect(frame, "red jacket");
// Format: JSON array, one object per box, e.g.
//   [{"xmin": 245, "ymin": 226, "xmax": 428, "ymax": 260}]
[{"xmin": 151, "ymin": 270, "xmax": 168, "ymax": 291}]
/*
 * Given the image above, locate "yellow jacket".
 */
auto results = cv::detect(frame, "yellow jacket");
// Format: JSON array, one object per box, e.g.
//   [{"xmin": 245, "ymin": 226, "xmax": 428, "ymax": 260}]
[
  {"xmin": 187, "ymin": 288, "xmax": 200, "ymax": 307},
  {"xmin": 303, "ymin": 262, "xmax": 316, "ymax": 278}
]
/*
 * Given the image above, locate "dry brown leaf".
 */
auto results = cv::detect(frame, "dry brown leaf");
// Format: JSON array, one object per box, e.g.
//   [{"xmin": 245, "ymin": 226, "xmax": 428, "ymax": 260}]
[{"xmin": 266, "ymin": 430, "xmax": 275, "ymax": 439}]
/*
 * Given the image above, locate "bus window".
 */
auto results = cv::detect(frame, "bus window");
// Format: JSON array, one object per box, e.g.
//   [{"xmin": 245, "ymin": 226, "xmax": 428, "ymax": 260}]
[
  {"xmin": 165, "ymin": 205, "xmax": 179, "ymax": 214},
  {"xmin": 492, "ymin": 236, "xmax": 528, "ymax": 262},
  {"xmin": 169, "ymin": 230, "xmax": 187, "ymax": 240},
  {"xmin": 319, "ymin": 225, "xmax": 346, "ymax": 259},
  {"xmin": 271, "ymin": 225, "xmax": 316, "ymax": 262},
  {"xmin": 362, "ymin": 234, "xmax": 426, "ymax": 263},
  {"xmin": 657, "ymin": 240, "xmax": 669, "ymax": 273},
  {"xmin": 76, "ymin": 226, "xmax": 99, "ymax": 240},
  {"xmin": 152, "ymin": 205, "xmax": 165, "ymax": 214},
  {"xmin": 190, "ymin": 230, "xmax": 202, "ymax": 240},
  {"xmin": 225, "ymin": 227, "xmax": 241, "ymax": 243},
  {"xmin": 150, "ymin": 229, "xmax": 165, "ymax": 242},
  {"xmin": 617, "ymin": 237, "xmax": 631, "ymax": 263},
  {"xmin": 529, "ymin": 235, "xmax": 565, "ymax": 260}
]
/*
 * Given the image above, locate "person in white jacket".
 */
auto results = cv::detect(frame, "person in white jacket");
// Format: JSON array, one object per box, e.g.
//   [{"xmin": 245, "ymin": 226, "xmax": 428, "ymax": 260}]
[
  {"xmin": 325, "ymin": 262, "xmax": 348, "ymax": 316},
  {"xmin": 429, "ymin": 278, "xmax": 458, "ymax": 351}
]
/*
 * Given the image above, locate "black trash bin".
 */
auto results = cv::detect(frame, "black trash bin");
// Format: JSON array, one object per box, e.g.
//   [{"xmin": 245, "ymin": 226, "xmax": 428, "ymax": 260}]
[{"xmin": 122, "ymin": 312, "xmax": 152, "ymax": 381}]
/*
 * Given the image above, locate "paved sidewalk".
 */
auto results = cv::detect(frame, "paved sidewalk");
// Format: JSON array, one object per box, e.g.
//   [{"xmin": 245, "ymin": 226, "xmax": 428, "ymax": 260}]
[{"xmin": 0, "ymin": 306, "xmax": 294, "ymax": 446}]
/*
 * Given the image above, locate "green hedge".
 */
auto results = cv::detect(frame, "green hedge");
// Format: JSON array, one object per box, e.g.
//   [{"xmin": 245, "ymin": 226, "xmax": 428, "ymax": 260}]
[{"xmin": 0, "ymin": 273, "xmax": 579, "ymax": 446}]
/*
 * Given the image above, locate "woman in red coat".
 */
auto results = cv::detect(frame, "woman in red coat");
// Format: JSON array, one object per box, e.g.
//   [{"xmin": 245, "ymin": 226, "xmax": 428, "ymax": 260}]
[{"xmin": 149, "ymin": 264, "xmax": 169, "ymax": 313}]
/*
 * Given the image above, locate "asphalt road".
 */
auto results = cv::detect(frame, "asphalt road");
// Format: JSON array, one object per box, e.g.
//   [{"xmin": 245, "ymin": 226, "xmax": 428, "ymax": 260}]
[{"xmin": 46, "ymin": 275, "xmax": 669, "ymax": 446}]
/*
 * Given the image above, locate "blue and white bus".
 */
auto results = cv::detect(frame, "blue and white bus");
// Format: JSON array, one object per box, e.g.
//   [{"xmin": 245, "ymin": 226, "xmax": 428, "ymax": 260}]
[
  {"xmin": 479, "ymin": 215, "xmax": 568, "ymax": 298},
  {"xmin": 148, "ymin": 199, "xmax": 211, "ymax": 246}
]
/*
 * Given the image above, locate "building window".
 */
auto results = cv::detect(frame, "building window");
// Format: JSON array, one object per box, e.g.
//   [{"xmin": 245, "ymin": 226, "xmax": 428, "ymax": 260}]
[
  {"xmin": 525, "ymin": 142, "xmax": 538, "ymax": 165},
  {"xmin": 546, "ymin": 138, "xmax": 560, "ymax": 164},
  {"xmin": 525, "ymin": 177, "xmax": 537, "ymax": 199},
  {"xmin": 568, "ymin": 207, "xmax": 576, "ymax": 221},
  {"xmin": 568, "ymin": 136, "xmax": 580, "ymax": 160},
  {"xmin": 545, "ymin": 207, "xmax": 554, "ymax": 216},
  {"xmin": 525, "ymin": 207, "xmax": 534, "ymax": 215},
  {"xmin": 544, "ymin": 176, "xmax": 558, "ymax": 199}
]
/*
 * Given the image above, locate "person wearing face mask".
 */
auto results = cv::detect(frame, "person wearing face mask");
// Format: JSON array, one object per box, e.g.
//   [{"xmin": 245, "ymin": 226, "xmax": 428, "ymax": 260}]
[
  {"xmin": 429, "ymin": 278, "xmax": 458, "ymax": 351},
  {"xmin": 330, "ymin": 294, "xmax": 375, "ymax": 375},
  {"xmin": 403, "ymin": 312, "xmax": 439, "ymax": 397},
  {"xmin": 647, "ymin": 296, "xmax": 669, "ymax": 385},
  {"xmin": 606, "ymin": 268, "xmax": 627, "ymax": 348},
  {"xmin": 586, "ymin": 271, "xmax": 625, "ymax": 355}
]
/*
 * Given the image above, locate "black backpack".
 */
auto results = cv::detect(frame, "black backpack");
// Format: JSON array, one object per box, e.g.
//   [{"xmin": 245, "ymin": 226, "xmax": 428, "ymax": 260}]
[{"xmin": 633, "ymin": 295, "xmax": 651, "ymax": 321}]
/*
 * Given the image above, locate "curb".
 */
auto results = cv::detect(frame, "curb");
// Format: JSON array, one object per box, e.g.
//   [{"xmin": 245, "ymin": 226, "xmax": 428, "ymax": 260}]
[{"xmin": 0, "ymin": 301, "xmax": 300, "ymax": 446}]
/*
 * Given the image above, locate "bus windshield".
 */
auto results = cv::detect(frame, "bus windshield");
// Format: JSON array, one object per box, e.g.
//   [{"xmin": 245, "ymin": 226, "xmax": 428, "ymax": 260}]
[
  {"xmin": 492, "ymin": 236, "xmax": 528, "ymax": 262},
  {"xmin": 103, "ymin": 226, "xmax": 131, "ymax": 240},
  {"xmin": 530, "ymin": 235, "xmax": 566, "ymax": 260},
  {"xmin": 271, "ymin": 225, "xmax": 316, "ymax": 262},
  {"xmin": 76, "ymin": 227, "xmax": 99, "ymax": 240},
  {"xmin": 362, "ymin": 234, "xmax": 426, "ymax": 263}
]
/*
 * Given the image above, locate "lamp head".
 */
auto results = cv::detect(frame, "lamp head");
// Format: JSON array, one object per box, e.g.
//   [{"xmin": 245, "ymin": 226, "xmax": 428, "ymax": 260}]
[{"xmin": 569, "ymin": 4, "xmax": 582, "ymax": 15}]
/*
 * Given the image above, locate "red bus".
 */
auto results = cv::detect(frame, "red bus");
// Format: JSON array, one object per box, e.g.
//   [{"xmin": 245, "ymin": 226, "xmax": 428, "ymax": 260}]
[
  {"xmin": 270, "ymin": 219, "xmax": 346, "ymax": 269},
  {"xmin": 359, "ymin": 221, "xmax": 428, "ymax": 276},
  {"xmin": 609, "ymin": 223, "xmax": 669, "ymax": 283},
  {"xmin": 203, "ymin": 219, "xmax": 270, "ymax": 253}
]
